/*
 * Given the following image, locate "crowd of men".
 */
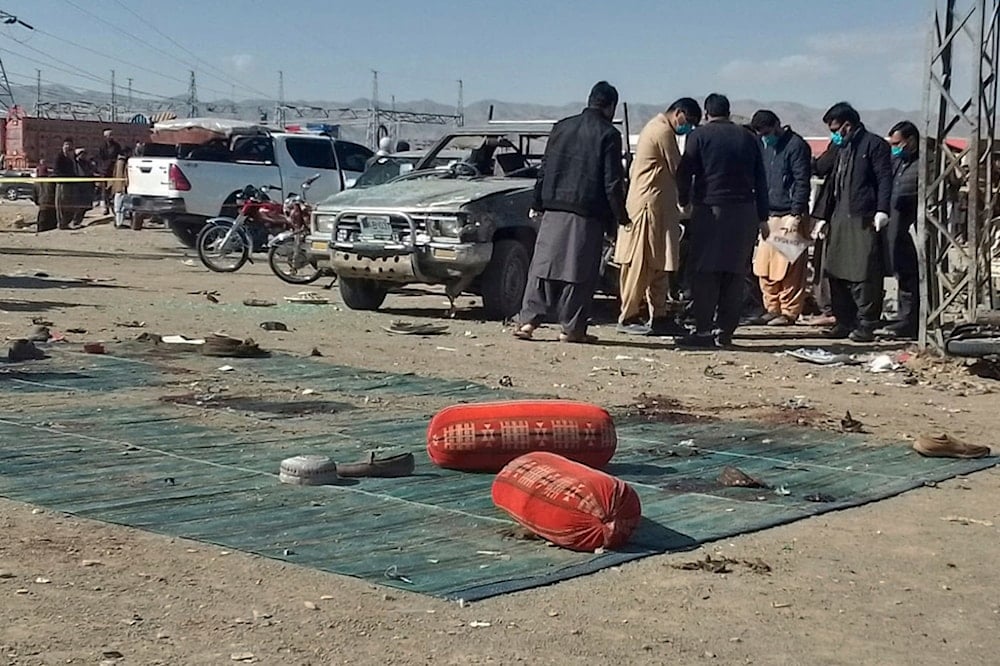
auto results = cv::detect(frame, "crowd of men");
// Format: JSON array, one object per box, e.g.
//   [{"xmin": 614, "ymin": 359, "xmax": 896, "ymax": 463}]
[
  {"xmin": 515, "ymin": 81, "xmax": 919, "ymax": 347},
  {"xmin": 33, "ymin": 128, "xmax": 134, "ymax": 231}
]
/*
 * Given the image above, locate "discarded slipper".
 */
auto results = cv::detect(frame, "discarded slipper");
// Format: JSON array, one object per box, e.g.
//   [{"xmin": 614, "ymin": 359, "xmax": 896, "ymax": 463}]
[
  {"xmin": 914, "ymin": 433, "xmax": 990, "ymax": 459},
  {"xmin": 7, "ymin": 339, "xmax": 46, "ymax": 362},
  {"xmin": 284, "ymin": 292, "xmax": 329, "ymax": 304},
  {"xmin": 383, "ymin": 321, "xmax": 449, "ymax": 336},
  {"xmin": 260, "ymin": 321, "xmax": 289, "ymax": 332},
  {"xmin": 243, "ymin": 299, "xmax": 277, "ymax": 307},
  {"xmin": 337, "ymin": 452, "xmax": 415, "ymax": 478}
]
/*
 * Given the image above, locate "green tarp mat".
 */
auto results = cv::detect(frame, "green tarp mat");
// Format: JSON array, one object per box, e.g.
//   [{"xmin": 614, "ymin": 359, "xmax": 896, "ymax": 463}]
[{"xmin": 0, "ymin": 351, "xmax": 994, "ymax": 601}]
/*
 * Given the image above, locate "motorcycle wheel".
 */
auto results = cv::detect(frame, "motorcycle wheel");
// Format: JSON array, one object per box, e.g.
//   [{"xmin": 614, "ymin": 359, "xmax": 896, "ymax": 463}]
[
  {"xmin": 268, "ymin": 234, "xmax": 322, "ymax": 284},
  {"xmin": 196, "ymin": 222, "xmax": 251, "ymax": 273}
]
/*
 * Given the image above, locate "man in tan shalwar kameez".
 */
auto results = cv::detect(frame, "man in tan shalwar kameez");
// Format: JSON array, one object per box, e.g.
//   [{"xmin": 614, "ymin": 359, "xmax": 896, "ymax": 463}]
[{"xmin": 614, "ymin": 98, "xmax": 702, "ymax": 335}]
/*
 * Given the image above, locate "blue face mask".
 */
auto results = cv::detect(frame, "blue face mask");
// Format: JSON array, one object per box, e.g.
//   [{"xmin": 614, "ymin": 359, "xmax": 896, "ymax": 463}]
[
  {"xmin": 675, "ymin": 123, "xmax": 693, "ymax": 136},
  {"xmin": 762, "ymin": 134, "xmax": 779, "ymax": 148},
  {"xmin": 891, "ymin": 145, "xmax": 905, "ymax": 158},
  {"xmin": 831, "ymin": 130, "xmax": 847, "ymax": 147}
]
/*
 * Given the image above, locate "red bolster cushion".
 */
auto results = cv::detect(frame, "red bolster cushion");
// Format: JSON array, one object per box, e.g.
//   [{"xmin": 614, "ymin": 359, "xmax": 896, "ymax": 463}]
[
  {"xmin": 426, "ymin": 400, "xmax": 617, "ymax": 472},
  {"xmin": 491, "ymin": 451, "xmax": 641, "ymax": 552}
]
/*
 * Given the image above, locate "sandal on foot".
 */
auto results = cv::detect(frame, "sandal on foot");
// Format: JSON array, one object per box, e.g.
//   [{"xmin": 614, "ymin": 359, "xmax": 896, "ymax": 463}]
[
  {"xmin": 513, "ymin": 324, "xmax": 535, "ymax": 340},
  {"xmin": 559, "ymin": 332, "xmax": 598, "ymax": 344}
]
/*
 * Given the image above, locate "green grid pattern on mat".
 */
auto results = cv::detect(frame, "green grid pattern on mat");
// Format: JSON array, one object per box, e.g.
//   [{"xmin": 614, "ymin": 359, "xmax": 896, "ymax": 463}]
[{"xmin": 0, "ymin": 352, "xmax": 994, "ymax": 600}]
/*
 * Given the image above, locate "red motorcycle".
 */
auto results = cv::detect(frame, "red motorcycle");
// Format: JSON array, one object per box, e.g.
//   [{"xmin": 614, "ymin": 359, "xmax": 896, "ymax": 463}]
[{"xmin": 196, "ymin": 175, "xmax": 322, "ymax": 284}]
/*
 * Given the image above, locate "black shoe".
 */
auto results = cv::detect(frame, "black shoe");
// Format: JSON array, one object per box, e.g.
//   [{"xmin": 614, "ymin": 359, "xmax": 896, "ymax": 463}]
[
  {"xmin": 675, "ymin": 333, "xmax": 719, "ymax": 349},
  {"xmin": 716, "ymin": 333, "xmax": 734, "ymax": 348},
  {"xmin": 884, "ymin": 321, "xmax": 918, "ymax": 339},
  {"xmin": 849, "ymin": 328, "xmax": 875, "ymax": 343},
  {"xmin": 649, "ymin": 317, "xmax": 688, "ymax": 336},
  {"xmin": 826, "ymin": 325, "xmax": 852, "ymax": 339}
]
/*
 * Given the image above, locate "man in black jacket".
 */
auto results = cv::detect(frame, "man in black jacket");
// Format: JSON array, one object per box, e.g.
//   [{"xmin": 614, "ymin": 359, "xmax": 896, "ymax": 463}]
[
  {"xmin": 97, "ymin": 129, "xmax": 123, "ymax": 215},
  {"xmin": 676, "ymin": 93, "xmax": 769, "ymax": 348},
  {"xmin": 878, "ymin": 120, "xmax": 920, "ymax": 339},
  {"xmin": 514, "ymin": 81, "xmax": 627, "ymax": 344},
  {"xmin": 53, "ymin": 137, "xmax": 76, "ymax": 230},
  {"xmin": 749, "ymin": 110, "xmax": 814, "ymax": 326},
  {"xmin": 814, "ymin": 102, "xmax": 893, "ymax": 343}
]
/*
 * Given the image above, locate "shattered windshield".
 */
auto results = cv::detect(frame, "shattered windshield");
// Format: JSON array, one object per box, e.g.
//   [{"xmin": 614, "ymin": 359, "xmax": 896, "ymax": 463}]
[{"xmin": 419, "ymin": 133, "xmax": 546, "ymax": 178}]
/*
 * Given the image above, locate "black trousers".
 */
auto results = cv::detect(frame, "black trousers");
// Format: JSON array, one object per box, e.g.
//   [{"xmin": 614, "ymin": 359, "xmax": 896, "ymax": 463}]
[
  {"xmin": 830, "ymin": 276, "xmax": 883, "ymax": 331},
  {"xmin": 518, "ymin": 276, "xmax": 596, "ymax": 335},
  {"xmin": 895, "ymin": 272, "xmax": 919, "ymax": 330},
  {"xmin": 691, "ymin": 271, "xmax": 745, "ymax": 337}
]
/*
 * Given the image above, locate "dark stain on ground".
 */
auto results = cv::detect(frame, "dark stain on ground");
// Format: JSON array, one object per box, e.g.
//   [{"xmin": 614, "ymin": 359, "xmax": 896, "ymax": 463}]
[
  {"xmin": 619, "ymin": 393, "xmax": 715, "ymax": 424},
  {"xmin": 160, "ymin": 393, "xmax": 353, "ymax": 417},
  {"xmin": 754, "ymin": 406, "xmax": 828, "ymax": 428}
]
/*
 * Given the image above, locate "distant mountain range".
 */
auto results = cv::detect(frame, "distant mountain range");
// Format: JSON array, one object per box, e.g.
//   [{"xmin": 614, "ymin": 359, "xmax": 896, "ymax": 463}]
[{"xmin": 9, "ymin": 82, "xmax": 918, "ymax": 143}]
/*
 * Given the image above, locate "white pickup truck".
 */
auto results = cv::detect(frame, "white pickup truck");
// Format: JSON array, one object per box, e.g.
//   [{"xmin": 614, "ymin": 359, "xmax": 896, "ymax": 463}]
[{"xmin": 127, "ymin": 122, "xmax": 373, "ymax": 247}]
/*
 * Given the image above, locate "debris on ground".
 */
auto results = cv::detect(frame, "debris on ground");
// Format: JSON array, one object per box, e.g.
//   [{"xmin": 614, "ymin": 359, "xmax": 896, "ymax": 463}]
[
  {"xmin": 671, "ymin": 554, "xmax": 772, "ymax": 575},
  {"xmin": 785, "ymin": 348, "xmax": 855, "ymax": 366},
  {"xmin": 161, "ymin": 335, "xmax": 205, "ymax": 345},
  {"xmin": 285, "ymin": 291, "xmax": 329, "ymax": 305},
  {"xmin": 259, "ymin": 321, "xmax": 289, "ymax": 332},
  {"xmin": 703, "ymin": 365, "xmax": 724, "ymax": 379},
  {"xmin": 718, "ymin": 466, "xmax": 769, "ymax": 489},
  {"xmin": 115, "ymin": 321, "xmax": 145, "ymax": 329},
  {"xmin": 66, "ymin": 327, "xmax": 87, "ymax": 334},
  {"xmin": 83, "ymin": 342, "xmax": 106, "ymax": 355},
  {"xmin": 967, "ymin": 357, "xmax": 1000, "ymax": 380},
  {"xmin": 498, "ymin": 526, "xmax": 541, "ymax": 541},
  {"xmin": 309, "ymin": 347, "xmax": 323, "ymax": 357},
  {"xmin": 27, "ymin": 325, "xmax": 50, "ymax": 342},
  {"xmin": 804, "ymin": 493, "xmax": 836, "ymax": 503},
  {"xmin": 498, "ymin": 375, "xmax": 514, "ymax": 387},
  {"xmin": 840, "ymin": 411, "xmax": 865, "ymax": 433},
  {"xmin": 31, "ymin": 318, "xmax": 54, "ymax": 327},
  {"xmin": 201, "ymin": 334, "xmax": 266, "ymax": 358},
  {"xmin": 941, "ymin": 515, "xmax": 994, "ymax": 527},
  {"xmin": 868, "ymin": 354, "xmax": 899, "ymax": 373},
  {"xmin": 622, "ymin": 393, "xmax": 711, "ymax": 424}
]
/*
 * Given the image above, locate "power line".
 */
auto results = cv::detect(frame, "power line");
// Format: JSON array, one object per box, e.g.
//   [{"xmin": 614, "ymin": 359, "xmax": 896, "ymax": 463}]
[
  {"xmin": 109, "ymin": 0, "xmax": 272, "ymax": 100},
  {"xmin": 59, "ymin": 0, "xmax": 272, "ymax": 99}
]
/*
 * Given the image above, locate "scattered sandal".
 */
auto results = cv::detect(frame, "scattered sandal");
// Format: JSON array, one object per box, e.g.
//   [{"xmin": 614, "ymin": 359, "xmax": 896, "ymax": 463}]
[
  {"xmin": 914, "ymin": 433, "xmax": 991, "ymax": 459},
  {"xmin": 383, "ymin": 320, "xmax": 449, "ymax": 336}
]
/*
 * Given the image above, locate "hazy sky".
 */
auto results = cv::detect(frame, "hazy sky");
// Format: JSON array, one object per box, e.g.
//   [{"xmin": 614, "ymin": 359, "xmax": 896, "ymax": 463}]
[{"xmin": 4, "ymin": 0, "xmax": 927, "ymax": 109}]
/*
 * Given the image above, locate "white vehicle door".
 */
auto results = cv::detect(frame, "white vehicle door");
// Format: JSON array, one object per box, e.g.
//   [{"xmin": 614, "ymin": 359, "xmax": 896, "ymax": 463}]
[
  {"xmin": 277, "ymin": 137, "xmax": 344, "ymax": 202},
  {"xmin": 333, "ymin": 140, "xmax": 374, "ymax": 189}
]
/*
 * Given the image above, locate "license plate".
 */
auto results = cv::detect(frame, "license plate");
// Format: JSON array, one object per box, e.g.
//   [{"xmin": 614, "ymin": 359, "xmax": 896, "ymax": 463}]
[
  {"xmin": 359, "ymin": 215, "xmax": 393, "ymax": 240},
  {"xmin": 311, "ymin": 241, "xmax": 328, "ymax": 252}
]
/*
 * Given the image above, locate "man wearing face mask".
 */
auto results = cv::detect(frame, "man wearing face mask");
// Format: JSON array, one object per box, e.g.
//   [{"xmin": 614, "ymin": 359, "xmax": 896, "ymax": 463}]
[
  {"xmin": 749, "ymin": 110, "xmax": 814, "ymax": 326},
  {"xmin": 877, "ymin": 120, "xmax": 921, "ymax": 339},
  {"xmin": 614, "ymin": 97, "xmax": 702, "ymax": 336},
  {"xmin": 813, "ymin": 102, "xmax": 893, "ymax": 343}
]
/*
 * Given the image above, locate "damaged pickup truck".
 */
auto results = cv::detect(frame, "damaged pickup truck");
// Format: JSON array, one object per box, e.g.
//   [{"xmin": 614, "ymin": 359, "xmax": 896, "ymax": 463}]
[{"xmin": 311, "ymin": 125, "xmax": 554, "ymax": 319}]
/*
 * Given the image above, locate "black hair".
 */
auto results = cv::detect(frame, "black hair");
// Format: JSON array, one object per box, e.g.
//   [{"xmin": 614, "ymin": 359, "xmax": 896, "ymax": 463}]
[
  {"xmin": 395, "ymin": 140, "xmax": 411, "ymax": 152},
  {"xmin": 667, "ymin": 97, "xmax": 702, "ymax": 126},
  {"xmin": 750, "ymin": 109, "xmax": 781, "ymax": 132},
  {"xmin": 822, "ymin": 101, "xmax": 861, "ymax": 126},
  {"xmin": 587, "ymin": 81, "xmax": 619, "ymax": 110},
  {"xmin": 889, "ymin": 120, "xmax": 920, "ymax": 141},
  {"xmin": 63, "ymin": 137, "xmax": 73, "ymax": 143},
  {"xmin": 704, "ymin": 93, "xmax": 731, "ymax": 118}
]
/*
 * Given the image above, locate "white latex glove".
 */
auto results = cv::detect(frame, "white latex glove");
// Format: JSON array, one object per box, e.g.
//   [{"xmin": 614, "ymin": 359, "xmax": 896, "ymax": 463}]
[
  {"xmin": 811, "ymin": 220, "xmax": 828, "ymax": 240},
  {"xmin": 874, "ymin": 212, "xmax": 889, "ymax": 232}
]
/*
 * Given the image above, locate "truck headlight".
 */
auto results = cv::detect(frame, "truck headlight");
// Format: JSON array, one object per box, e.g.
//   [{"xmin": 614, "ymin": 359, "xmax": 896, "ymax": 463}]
[
  {"xmin": 437, "ymin": 217, "xmax": 462, "ymax": 237},
  {"xmin": 314, "ymin": 214, "xmax": 336, "ymax": 233}
]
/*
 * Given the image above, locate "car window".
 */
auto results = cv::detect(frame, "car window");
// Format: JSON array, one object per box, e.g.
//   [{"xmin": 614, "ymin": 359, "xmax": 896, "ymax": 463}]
[
  {"xmin": 355, "ymin": 156, "xmax": 420, "ymax": 188},
  {"xmin": 231, "ymin": 136, "xmax": 275, "ymax": 164},
  {"xmin": 335, "ymin": 141, "xmax": 374, "ymax": 173},
  {"xmin": 285, "ymin": 138, "xmax": 337, "ymax": 169}
]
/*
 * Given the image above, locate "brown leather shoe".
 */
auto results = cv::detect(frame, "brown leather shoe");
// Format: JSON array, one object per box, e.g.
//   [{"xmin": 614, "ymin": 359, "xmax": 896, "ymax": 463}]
[
  {"xmin": 913, "ymin": 433, "xmax": 990, "ymax": 459},
  {"xmin": 337, "ymin": 452, "xmax": 415, "ymax": 478}
]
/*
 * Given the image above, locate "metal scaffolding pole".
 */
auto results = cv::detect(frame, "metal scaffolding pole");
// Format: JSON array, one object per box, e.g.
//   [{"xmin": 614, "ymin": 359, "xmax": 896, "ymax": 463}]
[{"xmin": 920, "ymin": 0, "xmax": 1000, "ymax": 352}]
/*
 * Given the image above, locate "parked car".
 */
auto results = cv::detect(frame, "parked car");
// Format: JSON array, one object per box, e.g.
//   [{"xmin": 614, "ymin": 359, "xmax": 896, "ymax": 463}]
[
  {"xmin": 126, "ymin": 118, "xmax": 372, "ymax": 247},
  {"xmin": 0, "ymin": 170, "xmax": 35, "ymax": 201},
  {"xmin": 311, "ymin": 124, "xmax": 560, "ymax": 319}
]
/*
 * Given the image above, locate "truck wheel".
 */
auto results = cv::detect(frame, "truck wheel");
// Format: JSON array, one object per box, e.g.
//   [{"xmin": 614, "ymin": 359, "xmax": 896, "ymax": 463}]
[
  {"xmin": 339, "ymin": 277, "xmax": 389, "ymax": 311},
  {"xmin": 166, "ymin": 218, "xmax": 199, "ymax": 248},
  {"xmin": 480, "ymin": 239, "xmax": 530, "ymax": 320},
  {"xmin": 5, "ymin": 187, "xmax": 18, "ymax": 201}
]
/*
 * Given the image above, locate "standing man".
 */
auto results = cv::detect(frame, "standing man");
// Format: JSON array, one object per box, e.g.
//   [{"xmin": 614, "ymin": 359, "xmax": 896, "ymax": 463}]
[
  {"xmin": 676, "ymin": 93, "xmax": 769, "ymax": 348},
  {"xmin": 878, "ymin": 120, "xmax": 921, "ymax": 339},
  {"xmin": 53, "ymin": 138, "xmax": 76, "ymax": 230},
  {"xmin": 98, "ymin": 129, "xmax": 123, "ymax": 215},
  {"xmin": 514, "ymin": 81, "xmax": 627, "ymax": 344},
  {"xmin": 615, "ymin": 97, "xmax": 701, "ymax": 336},
  {"xmin": 749, "ymin": 110, "xmax": 814, "ymax": 326},
  {"xmin": 813, "ymin": 102, "xmax": 893, "ymax": 342}
]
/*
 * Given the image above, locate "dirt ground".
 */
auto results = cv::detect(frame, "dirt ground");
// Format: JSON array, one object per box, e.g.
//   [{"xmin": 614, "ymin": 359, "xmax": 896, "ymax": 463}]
[{"xmin": 1, "ymin": 202, "xmax": 998, "ymax": 666}]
